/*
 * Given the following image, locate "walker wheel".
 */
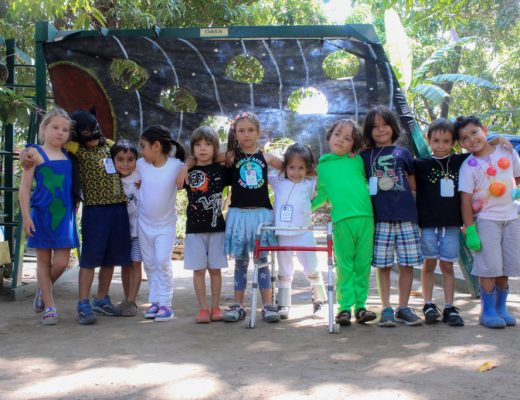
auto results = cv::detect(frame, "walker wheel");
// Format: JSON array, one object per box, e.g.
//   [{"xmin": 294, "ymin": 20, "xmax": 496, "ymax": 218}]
[{"xmin": 245, "ymin": 318, "xmax": 255, "ymax": 329}]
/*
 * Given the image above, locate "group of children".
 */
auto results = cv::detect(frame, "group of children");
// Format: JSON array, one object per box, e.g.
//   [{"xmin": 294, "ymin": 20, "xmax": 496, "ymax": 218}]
[{"xmin": 20, "ymin": 105, "xmax": 520, "ymax": 330}]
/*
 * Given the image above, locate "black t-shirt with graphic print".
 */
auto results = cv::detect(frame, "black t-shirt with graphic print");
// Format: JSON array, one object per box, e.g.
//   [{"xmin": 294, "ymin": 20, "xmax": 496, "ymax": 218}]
[
  {"xmin": 229, "ymin": 150, "xmax": 273, "ymax": 210},
  {"xmin": 414, "ymin": 153, "xmax": 469, "ymax": 228},
  {"xmin": 185, "ymin": 163, "xmax": 230, "ymax": 234}
]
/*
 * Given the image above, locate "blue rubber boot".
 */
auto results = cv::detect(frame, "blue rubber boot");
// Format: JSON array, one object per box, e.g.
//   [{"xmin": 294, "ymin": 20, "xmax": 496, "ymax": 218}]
[
  {"xmin": 479, "ymin": 287, "xmax": 506, "ymax": 329},
  {"xmin": 495, "ymin": 286, "xmax": 516, "ymax": 326}
]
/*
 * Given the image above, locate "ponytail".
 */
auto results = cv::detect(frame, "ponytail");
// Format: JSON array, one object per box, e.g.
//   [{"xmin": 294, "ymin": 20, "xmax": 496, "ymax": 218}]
[
  {"xmin": 171, "ymin": 138, "xmax": 185, "ymax": 162},
  {"xmin": 141, "ymin": 125, "xmax": 185, "ymax": 161}
]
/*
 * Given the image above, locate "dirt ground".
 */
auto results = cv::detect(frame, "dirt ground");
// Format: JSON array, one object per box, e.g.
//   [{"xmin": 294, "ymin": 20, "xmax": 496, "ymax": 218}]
[{"xmin": 1, "ymin": 254, "xmax": 519, "ymax": 400}]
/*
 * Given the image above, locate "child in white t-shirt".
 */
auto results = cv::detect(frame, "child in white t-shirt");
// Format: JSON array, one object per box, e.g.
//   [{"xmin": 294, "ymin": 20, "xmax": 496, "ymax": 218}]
[
  {"xmin": 110, "ymin": 139, "xmax": 142, "ymax": 316},
  {"xmin": 269, "ymin": 143, "xmax": 326, "ymax": 319}
]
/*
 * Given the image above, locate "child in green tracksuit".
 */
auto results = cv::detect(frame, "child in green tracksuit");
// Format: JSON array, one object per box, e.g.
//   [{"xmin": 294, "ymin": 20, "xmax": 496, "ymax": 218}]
[{"xmin": 312, "ymin": 119, "xmax": 376, "ymax": 326}]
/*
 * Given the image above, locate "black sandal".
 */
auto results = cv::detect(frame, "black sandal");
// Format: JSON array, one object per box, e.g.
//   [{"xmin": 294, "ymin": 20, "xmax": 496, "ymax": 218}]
[
  {"xmin": 355, "ymin": 308, "xmax": 377, "ymax": 324},
  {"xmin": 335, "ymin": 310, "xmax": 351, "ymax": 326}
]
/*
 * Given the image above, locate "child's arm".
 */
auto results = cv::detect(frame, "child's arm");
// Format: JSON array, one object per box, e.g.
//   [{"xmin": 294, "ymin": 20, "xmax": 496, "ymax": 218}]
[
  {"xmin": 264, "ymin": 152, "xmax": 283, "ymax": 170},
  {"xmin": 311, "ymin": 175, "xmax": 328, "ymax": 211},
  {"xmin": 18, "ymin": 149, "xmax": 38, "ymax": 236},
  {"xmin": 406, "ymin": 174, "xmax": 416, "ymax": 193}
]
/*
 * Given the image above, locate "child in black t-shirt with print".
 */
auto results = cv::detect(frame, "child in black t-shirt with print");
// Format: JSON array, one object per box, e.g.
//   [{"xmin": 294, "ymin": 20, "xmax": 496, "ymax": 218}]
[{"xmin": 183, "ymin": 126, "xmax": 230, "ymax": 324}]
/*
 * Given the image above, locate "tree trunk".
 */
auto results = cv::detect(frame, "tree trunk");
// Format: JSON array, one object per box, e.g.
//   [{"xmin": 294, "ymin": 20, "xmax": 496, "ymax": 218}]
[{"xmin": 440, "ymin": 44, "xmax": 461, "ymax": 118}]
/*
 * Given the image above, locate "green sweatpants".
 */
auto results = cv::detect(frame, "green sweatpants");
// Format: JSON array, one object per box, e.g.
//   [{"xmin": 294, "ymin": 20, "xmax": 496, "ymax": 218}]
[{"xmin": 333, "ymin": 216, "xmax": 374, "ymax": 313}]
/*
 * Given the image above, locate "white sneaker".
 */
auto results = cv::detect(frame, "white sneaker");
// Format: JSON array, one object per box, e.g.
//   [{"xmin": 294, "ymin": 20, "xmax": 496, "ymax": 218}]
[
  {"xmin": 262, "ymin": 304, "xmax": 281, "ymax": 323},
  {"xmin": 277, "ymin": 306, "xmax": 290, "ymax": 320}
]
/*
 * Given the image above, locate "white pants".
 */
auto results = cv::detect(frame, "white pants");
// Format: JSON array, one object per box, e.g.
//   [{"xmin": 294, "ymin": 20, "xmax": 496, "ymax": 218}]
[
  {"xmin": 138, "ymin": 223, "xmax": 176, "ymax": 307},
  {"xmin": 276, "ymin": 232, "xmax": 321, "ymax": 288}
]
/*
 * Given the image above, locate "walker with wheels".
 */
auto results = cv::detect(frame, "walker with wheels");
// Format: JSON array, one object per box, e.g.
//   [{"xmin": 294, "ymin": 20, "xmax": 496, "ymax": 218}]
[{"xmin": 246, "ymin": 222, "xmax": 340, "ymax": 334}]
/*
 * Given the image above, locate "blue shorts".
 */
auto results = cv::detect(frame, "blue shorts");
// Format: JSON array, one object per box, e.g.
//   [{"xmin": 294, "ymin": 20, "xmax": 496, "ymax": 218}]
[
  {"xmin": 420, "ymin": 226, "xmax": 460, "ymax": 262},
  {"xmin": 373, "ymin": 221, "xmax": 423, "ymax": 268},
  {"xmin": 80, "ymin": 203, "xmax": 131, "ymax": 268}
]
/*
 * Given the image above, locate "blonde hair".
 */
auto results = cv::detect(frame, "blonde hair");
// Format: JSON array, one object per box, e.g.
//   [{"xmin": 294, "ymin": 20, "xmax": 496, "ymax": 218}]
[{"xmin": 38, "ymin": 107, "xmax": 72, "ymax": 142}]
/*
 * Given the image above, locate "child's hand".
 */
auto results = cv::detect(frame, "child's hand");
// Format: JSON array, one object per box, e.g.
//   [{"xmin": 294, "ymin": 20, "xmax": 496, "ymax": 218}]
[
  {"xmin": 489, "ymin": 136, "xmax": 513, "ymax": 152},
  {"xmin": 176, "ymin": 166, "xmax": 188, "ymax": 189},
  {"xmin": 23, "ymin": 217, "xmax": 35, "ymax": 237},
  {"xmin": 464, "ymin": 224, "xmax": 481, "ymax": 251},
  {"xmin": 19, "ymin": 149, "xmax": 36, "ymax": 170}
]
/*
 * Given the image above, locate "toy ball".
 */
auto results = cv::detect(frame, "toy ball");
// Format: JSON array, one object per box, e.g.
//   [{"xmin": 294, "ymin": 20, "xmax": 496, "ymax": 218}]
[
  {"xmin": 468, "ymin": 158, "xmax": 478, "ymax": 167},
  {"xmin": 486, "ymin": 166, "xmax": 497, "ymax": 176},
  {"xmin": 497, "ymin": 157, "xmax": 510, "ymax": 170},
  {"xmin": 489, "ymin": 181, "xmax": 507, "ymax": 197},
  {"xmin": 471, "ymin": 200, "xmax": 483, "ymax": 213}
]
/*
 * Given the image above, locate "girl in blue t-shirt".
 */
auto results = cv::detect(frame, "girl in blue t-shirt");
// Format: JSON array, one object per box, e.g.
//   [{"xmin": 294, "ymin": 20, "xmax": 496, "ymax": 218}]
[
  {"xmin": 360, "ymin": 106, "xmax": 423, "ymax": 328},
  {"xmin": 19, "ymin": 108, "xmax": 79, "ymax": 326}
]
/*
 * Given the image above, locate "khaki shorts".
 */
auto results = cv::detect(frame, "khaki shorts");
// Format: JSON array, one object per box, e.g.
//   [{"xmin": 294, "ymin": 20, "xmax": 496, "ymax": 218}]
[{"xmin": 472, "ymin": 218, "xmax": 520, "ymax": 278}]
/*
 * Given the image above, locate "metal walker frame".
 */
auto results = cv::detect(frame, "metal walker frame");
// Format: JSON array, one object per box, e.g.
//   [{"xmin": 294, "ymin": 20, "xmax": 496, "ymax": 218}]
[{"xmin": 246, "ymin": 222, "xmax": 340, "ymax": 334}]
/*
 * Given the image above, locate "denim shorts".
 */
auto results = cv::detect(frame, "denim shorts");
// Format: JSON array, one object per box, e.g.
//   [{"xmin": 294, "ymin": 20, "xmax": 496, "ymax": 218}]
[{"xmin": 420, "ymin": 226, "xmax": 460, "ymax": 262}]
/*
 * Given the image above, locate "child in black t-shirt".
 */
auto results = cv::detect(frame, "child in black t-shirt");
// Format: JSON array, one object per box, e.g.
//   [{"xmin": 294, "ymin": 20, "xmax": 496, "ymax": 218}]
[
  {"xmin": 415, "ymin": 118, "xmax": 467, "ymax": 327},
  {"xmin": 183, "ymin": 126, "xmax": 230, "ymax": 323}
]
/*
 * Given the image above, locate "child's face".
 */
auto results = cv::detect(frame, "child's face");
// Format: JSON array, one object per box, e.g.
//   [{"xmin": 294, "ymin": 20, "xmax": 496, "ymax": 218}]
[
  {"xmin": 41, "ymin": 116, "xmax": 70, "ymax": 147},
  {"xmin": 458, "ymin": 123, "xmax": 489, "ymax": 155},
  {"xmin": 371, "ymin": 113, "xmax": 394, "ymax": 147},
  {"xmin": 286, "ymin": 155, "xmax": 307, "ymax": 183},
  {"xmin": 428, "ymin": 130, "xmax": 454, "ymax": 158},
  {"xmin": 114, "ymin": 149, "xmax": 137, "ymax": 178},
  {"xmin": 193, "ymin": 139, "xmax": 214, "ymax": 166},
  {"xmin": 235, "ymin": 118, "xmax": 260, "ymax": 152},
  {"xmin": 328, "ymin": 123, "xmax": 354, "ymax": 156},
  {"xmin": 139, "ymin": 139, "xmax": 155, "ymax": 163}
]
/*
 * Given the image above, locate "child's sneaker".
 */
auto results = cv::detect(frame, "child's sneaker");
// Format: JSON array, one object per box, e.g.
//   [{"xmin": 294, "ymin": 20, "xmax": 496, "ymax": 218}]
[
  {"xmin": 154, "ymin": 306, "xmax": 173, "ymax": 321},
  {"xmin": 262, "ymin": 304, "xmax": 281, "ymax": 323},
  {"xmin": 92, "ymin": 295, "xmax": 121, "ymax": 316},
  {"xmin": 77, "ymin": 300, "xmax": 97, "ymax": 325},
  {"xmin": 116, "ymin": 300, "xmax": 138, "ymax": 317},
  {"xmin": 223, "ymin": 303, "xmax": 246, "ymax": 322},
  {"xmin": 442, "ymin": 306, "xmax": 464, "ymax": 327},
  {"xmin": 33, "ymin": 288, "xmax": 44, "ymax": 313},
  {"xmin": 277, "ymin": 306, "xmax": 290, "ymax": 320},
  {"xmin": 395, "ymin": 307, "xmax": 423, "ymax": 326},
  {"xmin": 196, "ymin": 308, "xmax": 211, "ymax": 324},
  {"xmin": 144, "ymin": 302, "xmax": 160, "ymax": 319},
  {"xmin": 42, "ymin": 307, "xmax": 58, "ymax": 326},
  {"xmin": 378, "ymin": 307, "xmax": 397, "ymax": 327},
  {"xmin": 423, "ymin": 303, "xmax": 442, "ymax": 324}
]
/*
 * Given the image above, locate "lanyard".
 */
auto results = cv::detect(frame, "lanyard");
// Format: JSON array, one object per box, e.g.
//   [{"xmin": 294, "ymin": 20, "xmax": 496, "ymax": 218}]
[
  {"xmin": 284, "ymin": 181, "xmax": 297, "ymax": 206},
  {"xmin": 432, "ymin": 155, "xmax": 450, "ymax": 178},
  {"xmin": 370, "ymin": 146, "xmax": 387, "ymax": 176}
]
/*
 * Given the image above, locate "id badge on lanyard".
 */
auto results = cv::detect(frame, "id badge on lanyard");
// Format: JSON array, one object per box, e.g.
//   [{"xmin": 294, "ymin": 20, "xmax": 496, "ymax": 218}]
[
  {"xmin": 369, "ymin": 176, "xmax": 378, "ymax": 195},
  {"xmin": 280, "ymin": 205, "xmax": 293, "ymax": 222},
  {"xmin": 245, "ymin": 169, "xmax": 258, "ymax": 186},
  {"xmin": 103, "ymin": 157, "xmax": 117, "ymax": 174},
  {"xmin": 440, "ymin": 178, "xmax": 455, "ymax": 197}
]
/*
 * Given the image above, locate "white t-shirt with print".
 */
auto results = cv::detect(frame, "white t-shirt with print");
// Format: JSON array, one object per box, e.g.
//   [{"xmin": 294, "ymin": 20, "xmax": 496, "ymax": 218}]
[
  {"xmin": 122, "ymin": 170, "xmax": 140, "ymax": 238},
  {"xmin": 269, "ymin": 173, "xmax": 316, "ymax": 236},
  {"xmin": 459, "ymin": 146, "xmax": 520, "ymax": 221}
]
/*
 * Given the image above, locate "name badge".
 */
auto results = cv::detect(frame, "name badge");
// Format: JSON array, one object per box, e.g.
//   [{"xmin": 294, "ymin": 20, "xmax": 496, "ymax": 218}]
[
  {"xmin": 440, "ymin": 178, "xmax": 454, "ymax": 198},
  {"xmin": 103, "ymin": 157, "xmax": 117, "ymax": 174},
  {"xmin": 245, "ymin": 169, "xmax": 258, "ymax": 186},
  {"xmin": 369, "ymin": 176, "xmax": 378, "ymax": 195},
  {"xmin": 280, "ymin": 205, "xmax": 293, "ymax": 222}
]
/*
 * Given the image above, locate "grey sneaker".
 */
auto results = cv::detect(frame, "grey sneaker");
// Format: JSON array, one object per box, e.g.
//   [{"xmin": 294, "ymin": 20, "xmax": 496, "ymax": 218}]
[
  {"xmin": 262, "ymin": 304, "xmax": 281, "ymax": 323},
  {"xmin": 423, "ymin": 303, "xmax": 442, "ymax": 324},
  {"xmin": 378, "ymin": 307, "xmax": 397, "ymax": 327},
  {"xmin": 277, "ymin": 306, "xmax": 290, "ymax": 320},
  {"xmin": 395, "ymin": 307, "xmax": 423, "ymax": 326},
  {"xmin": 223, "ymin": 303, "xmax": 246, "ymax": 322}
]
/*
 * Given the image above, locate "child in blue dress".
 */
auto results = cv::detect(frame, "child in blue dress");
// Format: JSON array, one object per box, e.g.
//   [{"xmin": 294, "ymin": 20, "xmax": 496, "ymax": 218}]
[{"xmin": 19, "ymin": 108, "xmax": 80, "ymax": 325}]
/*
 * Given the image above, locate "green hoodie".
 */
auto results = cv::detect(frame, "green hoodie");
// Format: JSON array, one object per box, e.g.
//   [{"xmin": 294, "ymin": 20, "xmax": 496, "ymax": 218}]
[{"xmin": 312, "ymin": 153, "xmax": 373, "ymax": 222}]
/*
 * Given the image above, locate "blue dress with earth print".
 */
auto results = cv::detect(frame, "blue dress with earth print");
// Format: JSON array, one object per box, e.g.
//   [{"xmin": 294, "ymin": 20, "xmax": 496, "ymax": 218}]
[{"xmin": 27, "ymin": 145, "xmax": 79, "ymax": 249}]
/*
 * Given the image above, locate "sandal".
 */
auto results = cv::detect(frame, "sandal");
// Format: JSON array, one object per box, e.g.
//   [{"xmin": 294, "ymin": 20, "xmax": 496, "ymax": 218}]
[
  {"xmin": 355, "ymin": 308, "xmax": 377, "ymax": 324},
  {"xmin": 210, "ymin": 307, "xmax": 224, "ymax": 321},
  {"xmin": 335, "ymin": 310, "xmax": 351, "ymax": 326},
  {"xmin": 42, "ymin": 307, "xmax": 58, "ymax": 326},
  {"xmin": 196, "ymin": 308, "xmax": 211, "ymax": 324}
]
